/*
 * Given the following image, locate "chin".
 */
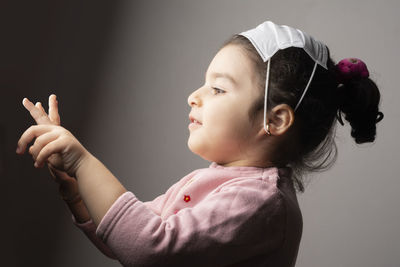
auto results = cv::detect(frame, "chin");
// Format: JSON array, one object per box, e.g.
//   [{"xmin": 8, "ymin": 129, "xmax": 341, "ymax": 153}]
[
  {"xmin": 187, "ymin": 138, "xmax": 197, "ymax": 154},
  {"xmin": 187, "ymin": 139, "xmax": 199, "ymax": 153},
  {"xmin": 187, "ymin": 139, "xmax": 208, "ymax": 159}
]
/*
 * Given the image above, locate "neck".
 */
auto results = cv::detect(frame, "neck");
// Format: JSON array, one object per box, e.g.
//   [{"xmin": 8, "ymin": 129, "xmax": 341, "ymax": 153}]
[{"xmin": 218, "ymin": 159, "xmax": 276, "ymax": 168}]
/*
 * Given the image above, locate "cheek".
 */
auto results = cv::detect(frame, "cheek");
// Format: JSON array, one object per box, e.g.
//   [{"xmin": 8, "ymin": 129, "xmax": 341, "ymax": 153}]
[{"xmin": 207, "ymin": 111, "xmax": 250, "ymax": 141}]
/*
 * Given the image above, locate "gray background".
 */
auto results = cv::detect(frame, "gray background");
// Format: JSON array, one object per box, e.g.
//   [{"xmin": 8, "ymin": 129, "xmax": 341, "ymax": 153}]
[{"xmin": 3, "ymin": 0, "xmax": 399, "ymax": 266}]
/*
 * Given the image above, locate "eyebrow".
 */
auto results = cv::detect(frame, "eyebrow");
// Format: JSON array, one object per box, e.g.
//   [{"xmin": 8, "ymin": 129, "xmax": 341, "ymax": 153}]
[{"xmin": 205, "ymin": 71, "xmax": 238, "ymax": 86}]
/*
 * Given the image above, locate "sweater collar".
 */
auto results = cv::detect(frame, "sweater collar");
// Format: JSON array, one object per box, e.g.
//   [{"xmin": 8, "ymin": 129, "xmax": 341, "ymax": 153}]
[
  {"xmin": 209, "ymin": 161, "xmax": 292, "ymax": 177},
  {"xmin": 209, "ymin": 161, "xmax": 275, "ymax": 171}
]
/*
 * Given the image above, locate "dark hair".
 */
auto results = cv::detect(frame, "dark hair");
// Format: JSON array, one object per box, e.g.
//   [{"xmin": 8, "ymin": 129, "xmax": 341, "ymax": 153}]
[{"xmin": 221, "ymin": 34, "xmax": 384, "ymax": 192}]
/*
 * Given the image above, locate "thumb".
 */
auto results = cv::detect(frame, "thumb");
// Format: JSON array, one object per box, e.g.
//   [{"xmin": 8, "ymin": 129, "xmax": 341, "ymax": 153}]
[
  {"xmin": 47, "ymin": 164, "xmax": 61, "ymax": 182},
  {"xmin": 47, "ymin": 164, "xmax": 57, "ymax": 177},
  {"xmin": 47, "ymin": 164, "xmax": 72, "ymax": 182}
]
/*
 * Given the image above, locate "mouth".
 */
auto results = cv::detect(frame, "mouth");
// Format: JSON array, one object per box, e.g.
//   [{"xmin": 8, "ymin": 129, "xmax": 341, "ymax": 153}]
[
  {"xmin": 189, "ymin": 115, "xmax": 202, "ymax": 125},
  {"xmin": 189, "ymin": 114, "xmax": 202, "ymax": 130}
]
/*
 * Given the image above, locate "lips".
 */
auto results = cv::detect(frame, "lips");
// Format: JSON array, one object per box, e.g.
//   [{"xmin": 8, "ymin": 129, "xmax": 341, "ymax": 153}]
[{"xmin": 189, "ymin": 114, "xmax": 202, "ymax": 125}]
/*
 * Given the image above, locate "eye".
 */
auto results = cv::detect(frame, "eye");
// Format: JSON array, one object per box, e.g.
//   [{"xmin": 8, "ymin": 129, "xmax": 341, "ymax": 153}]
[{"xmin": 212, "ymin": 87, "xmax": 225, "ymax": 95}]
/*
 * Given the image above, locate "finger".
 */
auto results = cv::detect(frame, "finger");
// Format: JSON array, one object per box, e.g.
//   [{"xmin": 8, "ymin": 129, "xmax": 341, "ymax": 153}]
[
  {"xmin": 48, "ymin": 164, "xmax": 64, "ymax": 183},
  {"xmin": 47, "ymin": 164, "xmax": 61, "ymax": 183},
  {"xmin": 48, "ymin": 164, "xmax": 57, "ymax": 179},
  {"xmin": 35, "ymin": 138, "xmax": 66, "ymax": 168},
  {"xmin": 16, "ymin": 124, "xmax": 56, "ymax": 154},
  {"xmin": 22, "ymin": 98, "xmax": 52, "ymax": 125},
  {"xmin": 36, "ymin": 102, "xmax": 47, "ymax": 115},
  {"xmin": 48, "ymin": 94, "xmax": 61, "ymax": 125},
  {"xmin": 36, "ymin": 102, "xmax": 52, "ymax": 124},
  {"xmin": 35, "ymin": 102, "xmax": 47, "ymax": 120},
  {"xmin": 53, "ymin": 167, "xmax": 76, "ymax": 183},
  {"xmin": 29, "ymin": 131, "xmax": 60, "ymax": 161}
]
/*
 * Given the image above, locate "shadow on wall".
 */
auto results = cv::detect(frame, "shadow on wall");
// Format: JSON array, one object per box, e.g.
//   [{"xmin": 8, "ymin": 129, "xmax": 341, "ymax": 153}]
[{"xmin": 2, "ymin": 1, "xmax": 121, "ymax": 266}]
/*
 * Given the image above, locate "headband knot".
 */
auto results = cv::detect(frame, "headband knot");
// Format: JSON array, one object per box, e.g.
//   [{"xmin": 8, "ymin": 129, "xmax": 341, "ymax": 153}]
[{"xmin": 336, "ymin": 58, "xmax": 369, "ymax": 84}]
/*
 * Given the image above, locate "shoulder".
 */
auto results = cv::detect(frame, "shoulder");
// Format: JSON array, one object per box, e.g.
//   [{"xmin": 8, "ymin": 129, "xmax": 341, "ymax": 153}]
[
  {"xmin": 217, "ymin": 171, "xmax": 285, "ymax": 214},
  {"xmin": 211, "ymin": 174, "xmax": 287, "ymax": 247},
  {"xmin": 215, "ymin": 166, "xmax": 300, "ymax": 219},
  {"xmin": 217, "ymin": 166, "xmax": 281, "ymax": 196}
]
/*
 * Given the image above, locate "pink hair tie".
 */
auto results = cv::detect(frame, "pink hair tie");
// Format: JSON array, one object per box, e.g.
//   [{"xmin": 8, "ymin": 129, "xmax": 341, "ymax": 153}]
[{"xmin": 336, "ymin": 58, "xmax": 369, "ymax": 84}]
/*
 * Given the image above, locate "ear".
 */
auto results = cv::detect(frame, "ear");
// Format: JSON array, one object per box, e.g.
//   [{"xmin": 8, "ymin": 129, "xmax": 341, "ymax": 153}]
[{"xmin": 266, "ymin": 104, "xmax": 295, "ymax": 136}]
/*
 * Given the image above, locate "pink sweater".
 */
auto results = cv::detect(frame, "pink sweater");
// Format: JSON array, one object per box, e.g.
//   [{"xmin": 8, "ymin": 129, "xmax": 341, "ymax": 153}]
[{"xmin": 73, "ymin": 162, "xmax": 302, "ymax": 266}]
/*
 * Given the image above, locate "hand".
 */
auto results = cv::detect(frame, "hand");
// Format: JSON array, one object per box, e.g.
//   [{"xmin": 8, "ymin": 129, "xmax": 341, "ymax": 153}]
[
  {"xmin": 22, "ymin": 96, "xmax": 69, "ymax": 176},
  {"xmin": 21, "ymin": 95, "xmax": 82, "ymax": 201},
  {"xmin": 17, "ymin": 96, "xmax": 90, "ymax": 178},
  {"xmin": 16, "ymin": 123, "xmax": 89, "ymax": 177}
]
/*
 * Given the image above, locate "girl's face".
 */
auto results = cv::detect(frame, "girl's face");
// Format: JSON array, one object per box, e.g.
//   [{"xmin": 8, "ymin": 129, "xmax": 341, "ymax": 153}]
[{"xmin": 187, "ymin": 45, "xmax": 263, "ymax": 165}]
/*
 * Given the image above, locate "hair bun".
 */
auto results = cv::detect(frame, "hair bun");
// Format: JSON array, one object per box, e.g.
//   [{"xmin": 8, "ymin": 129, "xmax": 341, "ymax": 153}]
[
  {"xmin": 335, "ymin": 75, "xmax": 383, "ymax": 144},
  {"xmin": 337, "ymin": 108, "xmax": 384, "ymax": 126}
]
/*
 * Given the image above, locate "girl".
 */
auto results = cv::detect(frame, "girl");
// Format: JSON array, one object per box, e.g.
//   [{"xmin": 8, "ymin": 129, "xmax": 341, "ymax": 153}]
[{"xmin": 16, "ymin": 20, "xmax": 383, "ymax": 266}]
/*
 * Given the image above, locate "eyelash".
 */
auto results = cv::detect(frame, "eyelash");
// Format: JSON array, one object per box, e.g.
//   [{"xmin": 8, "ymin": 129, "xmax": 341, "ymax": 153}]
[{"xmin": 212, "ymin": 87, "xmax": 225, "ymax": 95}]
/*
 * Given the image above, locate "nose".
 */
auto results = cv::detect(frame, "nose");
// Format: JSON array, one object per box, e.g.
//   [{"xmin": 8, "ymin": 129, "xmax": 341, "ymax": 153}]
[{"xmin": 187, "ymin": 87, "xmax": 202, "ymax": 107}]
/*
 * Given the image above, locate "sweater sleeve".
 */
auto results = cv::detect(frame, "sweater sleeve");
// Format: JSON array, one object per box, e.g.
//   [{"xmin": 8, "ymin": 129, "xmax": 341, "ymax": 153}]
[
  {"xmin": 71, "ymin": 181, "xmax": 179, "ymax": 260},
  {"xmin": 95, "ymin": 179, "xmax": 287, "ymax": 267},
  {"xmin": 71, "ymin": 215, "xmax": 118, "ymax": 259},
  {"xmin": 71, "ymin": 195, "xmax": 171, "ymax": 261}
]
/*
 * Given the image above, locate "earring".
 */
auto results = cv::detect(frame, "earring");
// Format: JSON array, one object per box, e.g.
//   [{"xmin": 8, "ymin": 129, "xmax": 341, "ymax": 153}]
[{"xmin": 266, "ymin": 123, "xmax": 271, "ymax": 136}]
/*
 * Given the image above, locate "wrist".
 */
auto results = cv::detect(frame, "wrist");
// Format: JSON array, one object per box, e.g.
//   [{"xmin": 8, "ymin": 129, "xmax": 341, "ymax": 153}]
[
  {"xmin": 63, "ymin": 196, "xmax": 91, "ymax": 223},
  {"xmin": 73, "ymin": 151, "xmax": 93, "ymax": 178},
  {"xmin": 58, "ymin": 181, "xmax": 80, "ymax": 201},
  {"xmin": 61, "ymin": 193, "xmax": 82, "ymax": 205}
]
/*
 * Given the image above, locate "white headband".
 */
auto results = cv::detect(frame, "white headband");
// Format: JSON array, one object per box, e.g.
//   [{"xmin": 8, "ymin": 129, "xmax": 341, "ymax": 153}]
[{"xmin": 239, "ymin": 21, "xmax": 328, "ymax": 134}]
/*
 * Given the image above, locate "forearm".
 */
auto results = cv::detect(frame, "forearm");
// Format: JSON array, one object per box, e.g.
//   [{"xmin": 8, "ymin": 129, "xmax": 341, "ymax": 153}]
[
  {"xmin": 68, "ymin": 193, "xmax": 118, "ymax": 260},
  {"xmin": 56, "ymin": 175, "xmax": 91, "ymax": 224},
  {"xmin": 75, "ymin": 153, "xmax": 127, "ymax": 226},
  {"xmin": 63, "ymin": 195, "xmax": 91, "ymax": 223}
]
